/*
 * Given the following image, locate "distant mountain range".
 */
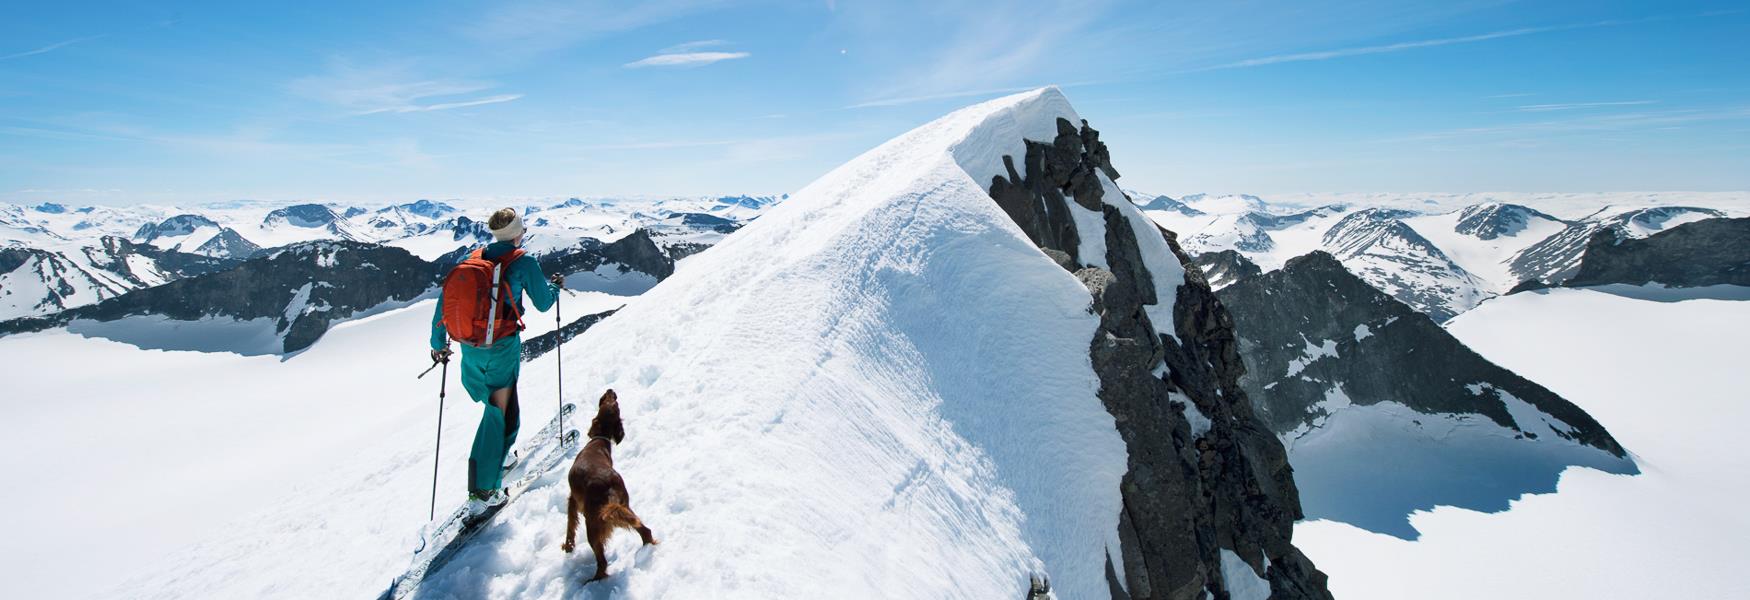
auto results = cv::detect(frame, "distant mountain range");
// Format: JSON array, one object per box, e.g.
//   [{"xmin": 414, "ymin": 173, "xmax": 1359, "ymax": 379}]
[
  {"xmin": 1135, "ymin": 191, "xmax": 1742, "ymax": 321},
  {"xmin": 0, "ymin": 196, "xmax": 783, "ymax": 352}
]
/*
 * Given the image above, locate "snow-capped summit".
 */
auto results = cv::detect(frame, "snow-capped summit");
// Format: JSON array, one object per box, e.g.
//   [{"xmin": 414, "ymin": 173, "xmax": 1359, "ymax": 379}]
[
  {"xmin": 1180, "ymin": 192, "xmax": 1269, "ymax": 214},
  {"xmin": 1128, "ymin": 191, "xmax": 1205, "ymax": 216},
  {"xmin": 394, "ymin": 87, "xmax": 1330, "ymax": 599},
  {"xmin": 1321, "ymin": 208, "xmax": 1486, "ymax": 321},
  {"xmin": 262, "ymin": 203, "xmax": 340, "ymax": 229},
  {"xmin": 1451, "ymin": 203, "xmax": 1564, "ymax": 240}
]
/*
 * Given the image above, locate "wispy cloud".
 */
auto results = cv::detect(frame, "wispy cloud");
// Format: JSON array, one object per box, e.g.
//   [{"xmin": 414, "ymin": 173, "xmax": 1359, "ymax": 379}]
[
  {"xmin": 624, "ymin": 51, "xmax": 750, "ymax": 69},
  {"xmin": 289, "ymin": 62, "xmax": 524, "ymax": 115},
  {"xmin": 1515, "ymin": 100, "xmax": 1658, "ymax": 112},
  {"xmin": 0, "ymin": 35, "xmax": 105, "ymax": 61},
  {"xmin": 1205, "ymin": 25, "xmax": 1576, "ymax": 71},
  {"xmin": 360, "ymin": 94, "xmax": 525, "ymax": 114},
  {"xmin": 1187, "ymin": 15, "xmax": 1692, "ymax": 74}
]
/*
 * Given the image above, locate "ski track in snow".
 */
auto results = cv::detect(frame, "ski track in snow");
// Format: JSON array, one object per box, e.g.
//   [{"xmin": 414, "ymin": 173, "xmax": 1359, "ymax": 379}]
[{"xmin": 1296, "ymin": 286, "xmax": 1750, "ymax": 599}]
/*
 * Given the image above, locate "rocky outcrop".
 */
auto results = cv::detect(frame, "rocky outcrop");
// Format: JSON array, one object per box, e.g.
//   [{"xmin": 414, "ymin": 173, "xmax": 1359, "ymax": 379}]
[
  {"xmin": 984, "ymin": 117, "xmax": 1330, "ymax": 599},
  {"xmin": 1217, "ymin": 251, "xmax": 1634, "ymax": 537},
  {"xmin": 1190, "ymin": 250, "xmax": 1261, "ymax": 290},
  {"xmin": 1565, "ymin": 217, "xmax": 1749, "ymax": 288}
]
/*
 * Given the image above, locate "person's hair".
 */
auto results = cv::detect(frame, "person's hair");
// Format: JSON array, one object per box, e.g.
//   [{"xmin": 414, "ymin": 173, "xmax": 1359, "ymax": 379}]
[{"xmin": 488, "ymin": 208, "xmax": 517, "ymax": 231}]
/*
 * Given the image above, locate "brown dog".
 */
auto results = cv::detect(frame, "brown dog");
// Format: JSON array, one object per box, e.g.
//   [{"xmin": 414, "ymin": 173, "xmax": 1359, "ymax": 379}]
[{"xmin": 562, "ymin": 389, "xmax": 657, "ymax": 581}]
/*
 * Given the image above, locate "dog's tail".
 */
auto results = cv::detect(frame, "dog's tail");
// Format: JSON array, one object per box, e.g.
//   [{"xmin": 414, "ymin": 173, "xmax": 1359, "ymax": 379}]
[{"xmin": 600, "ymin": 501, "xmax": 642, "ymax": 529}]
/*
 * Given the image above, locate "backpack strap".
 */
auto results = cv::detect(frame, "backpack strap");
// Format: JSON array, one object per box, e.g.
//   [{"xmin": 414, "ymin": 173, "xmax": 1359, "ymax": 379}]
[{"xmin": 492, "ymin": 248, "xmax": 527, "ymax": 331}]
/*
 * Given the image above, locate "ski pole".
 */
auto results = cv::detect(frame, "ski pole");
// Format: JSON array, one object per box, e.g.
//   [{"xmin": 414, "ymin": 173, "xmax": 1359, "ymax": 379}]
[
  {"xmin": 555, "ymin": 282, "xmax": 564, "ymax": 446},
  {"xmin": 429, "ymin": 357, "xmax": 447, "ymax": 521}
]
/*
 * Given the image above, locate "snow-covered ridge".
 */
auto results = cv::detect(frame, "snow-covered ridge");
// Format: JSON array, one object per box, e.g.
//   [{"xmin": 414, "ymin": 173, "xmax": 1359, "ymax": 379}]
[{"xmin": 384, "ymin": 86, "xmax": 1135, "ymax": 598}]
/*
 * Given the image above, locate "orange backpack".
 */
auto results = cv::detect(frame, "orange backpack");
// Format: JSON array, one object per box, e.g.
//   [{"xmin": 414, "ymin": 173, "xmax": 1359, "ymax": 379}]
[{"xmin": 441, "ymin": 247, "xmax": 526, "ymax": 348}]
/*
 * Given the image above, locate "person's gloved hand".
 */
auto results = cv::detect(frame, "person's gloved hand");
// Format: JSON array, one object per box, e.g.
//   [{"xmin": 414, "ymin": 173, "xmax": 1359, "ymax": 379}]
[
  {"xmin": 549, "ymin": 272, "xmax": 565, "ymax": 287},
  {"xmin": 430, "ymin": 347, "xmax": 452, "ymax": 364}
]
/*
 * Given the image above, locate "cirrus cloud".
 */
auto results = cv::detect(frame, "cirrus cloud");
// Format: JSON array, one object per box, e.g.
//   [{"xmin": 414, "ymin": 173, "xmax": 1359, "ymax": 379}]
[{"xmin": 624, "ymin": 49, "xmax": 750, "ymax": 69}]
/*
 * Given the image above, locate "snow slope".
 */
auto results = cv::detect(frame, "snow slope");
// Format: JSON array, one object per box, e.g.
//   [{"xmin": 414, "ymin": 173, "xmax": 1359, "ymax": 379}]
[
  {"xmin": 0, "ymin": 291, "xmax": 631, "ymax": 599},
  {"xmin": 398, "ymin": 87, "xmax": 1130, "ymax": 599},
  {"xmin": 1295, "ymin": 286, "xmax": 1750, "ymax": 598}
]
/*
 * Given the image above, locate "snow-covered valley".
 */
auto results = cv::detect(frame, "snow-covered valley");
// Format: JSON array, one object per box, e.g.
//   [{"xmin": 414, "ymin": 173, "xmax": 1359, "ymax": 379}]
[{"xmin": 1296, "ymin": 285, "xmax": 1750, "ymax": 599}]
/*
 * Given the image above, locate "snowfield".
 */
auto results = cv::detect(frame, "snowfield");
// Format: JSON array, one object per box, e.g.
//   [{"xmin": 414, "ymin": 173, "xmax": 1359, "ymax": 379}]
[
  {"xmin": 0, "ymin": 292, "xmax": 630, "ymax": 599},
  {"xmin": 1295, "ymin": 286, "xmax": 1750, "ymax": 599},
  {"xmin": 3, "ymin": 88, "xmax": 1138, "ymax": 599}
]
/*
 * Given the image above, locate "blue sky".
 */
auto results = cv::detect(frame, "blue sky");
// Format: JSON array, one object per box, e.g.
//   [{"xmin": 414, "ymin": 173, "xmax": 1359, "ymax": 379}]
[{"xmin": 2, "ymin": 0, "xmax": 1746, "ymax": 204}]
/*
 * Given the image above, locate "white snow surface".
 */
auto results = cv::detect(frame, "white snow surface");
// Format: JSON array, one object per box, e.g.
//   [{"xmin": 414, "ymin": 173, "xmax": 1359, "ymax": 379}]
[
  {"xmin": 398, "ymin": 85, "xmax": 1133, "ymax": 600},
  {"xmin": 1, "ymin": 88, "xmax": 1138, "ymax": 599},
  {"xmin": 1218, "ymin": 548, "xmax": 1271, "ymax": 600},
  {"xmin": 1296, "ymin": 286, "xmax": 1750, "ymax": 599},
  {"xmin": 348, "ymin": 86, "xmax": 1135, "ymax": 599}
]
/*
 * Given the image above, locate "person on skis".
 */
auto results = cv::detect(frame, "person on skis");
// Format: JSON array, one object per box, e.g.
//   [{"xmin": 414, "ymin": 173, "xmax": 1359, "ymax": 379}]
[{"xmin": 429, "ymin": 207, "xmax": 563, "ymax": 512}]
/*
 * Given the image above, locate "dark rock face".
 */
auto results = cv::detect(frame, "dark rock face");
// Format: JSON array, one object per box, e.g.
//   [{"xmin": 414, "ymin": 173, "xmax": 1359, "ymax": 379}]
[
  {"xmin": 34, "ymin": 203, "xmax": 68, "ymax": 214},
  {"xmin": 1224, "ymin": 251, "xmax": 1625, "ymax": 451},
  {"xmin": 1217, "ymin": 251, "xmax": 1634, "ymax": 537},
  {"xmin": 1, "ymin": 241, "xmax": 435, "ymax": 354},
  {"xmin": 1190, "ymin": 250, "xmax": 1261, "ymax": 290},
  {"xmin": 983, "ymin": 117, "xmax": 1329, "ymax": 600},
  {"xmin": 1566, "ymin": 217, "xmax": 1750, "ymax": 288},
  {"xmin": 445, "ymin": 216, "xmax": 493, "ymax": 244}
]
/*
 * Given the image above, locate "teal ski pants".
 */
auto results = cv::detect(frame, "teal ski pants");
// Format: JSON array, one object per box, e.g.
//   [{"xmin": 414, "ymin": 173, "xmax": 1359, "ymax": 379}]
[{"xmin": 458, "ymin": 335, "xmax": 522, "ymax": 492}]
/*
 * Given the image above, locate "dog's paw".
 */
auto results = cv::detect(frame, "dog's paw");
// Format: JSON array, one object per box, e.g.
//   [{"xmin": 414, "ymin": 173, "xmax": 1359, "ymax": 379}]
[
  {"xmin": 560, "ymin": 542, "xmax": 575, "ymax": 553},
  {"xmin": 587, "ymin": 572, "xmax": 608, "ymax": 583}
]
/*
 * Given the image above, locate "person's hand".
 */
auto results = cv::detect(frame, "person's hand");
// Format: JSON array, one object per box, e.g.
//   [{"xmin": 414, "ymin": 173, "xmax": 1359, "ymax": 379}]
[
  {"xmin": 430, "ymin": 347, "xmax": 452, "ymax": 364},
  {"xmin": 549, "ymin": 273, "xmax": 565, "ymax": 287}
]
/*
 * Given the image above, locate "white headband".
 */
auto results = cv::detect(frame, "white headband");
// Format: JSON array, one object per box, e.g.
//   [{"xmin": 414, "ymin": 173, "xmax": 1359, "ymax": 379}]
[{"xmin": 490, "ymin": 212, "xmax": 525, "ymax": 242}]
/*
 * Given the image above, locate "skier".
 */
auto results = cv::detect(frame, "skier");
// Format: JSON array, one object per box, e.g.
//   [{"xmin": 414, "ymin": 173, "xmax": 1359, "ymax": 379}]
[{"xmin": 429, "ymin": 207, "xmax": 563, "ymax": 512}]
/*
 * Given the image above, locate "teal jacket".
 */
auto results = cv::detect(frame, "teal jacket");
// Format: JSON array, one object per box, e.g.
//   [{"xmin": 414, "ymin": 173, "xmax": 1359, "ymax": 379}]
[{"xmin": 430, "ymin": 241, "xmax": 559, "ymax": 351}]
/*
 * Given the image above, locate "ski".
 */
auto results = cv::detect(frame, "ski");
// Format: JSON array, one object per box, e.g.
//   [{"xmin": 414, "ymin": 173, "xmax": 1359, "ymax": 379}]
[
  {"xmin": 380, "ymin": 428, "xmax": 580, "ymax": 600},
  {"xmin": 500, "ymin": 402, "xmax": 574, "ymax": 481}
]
